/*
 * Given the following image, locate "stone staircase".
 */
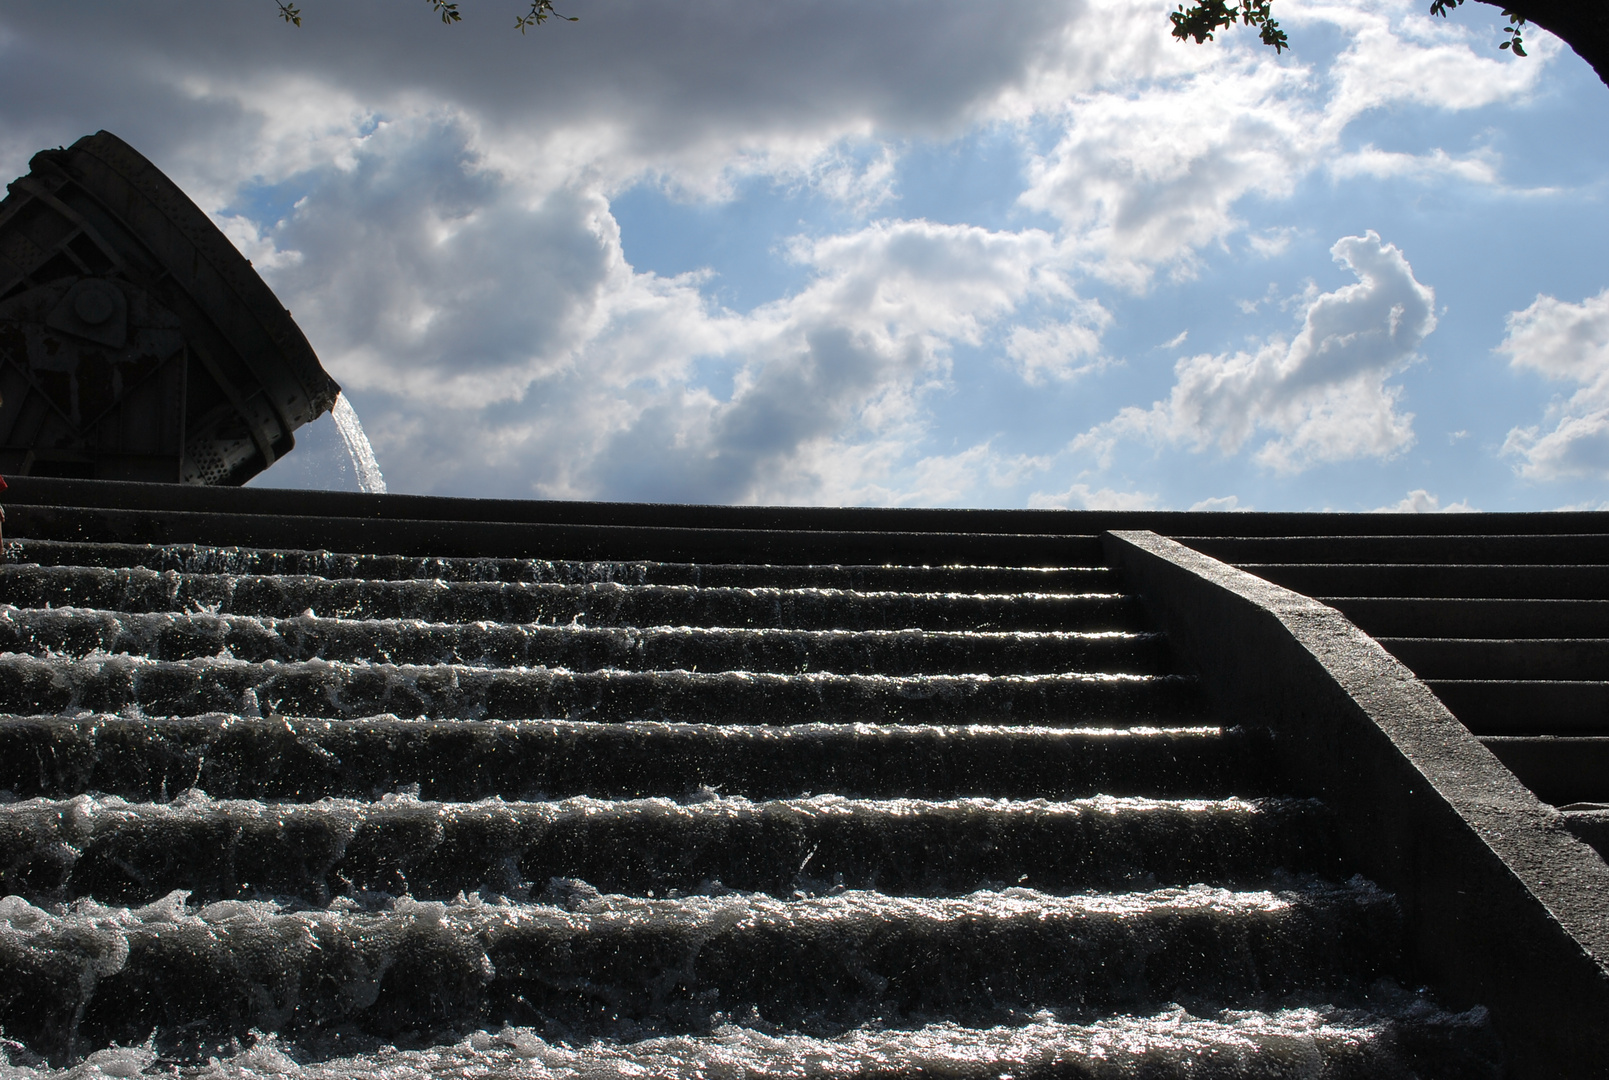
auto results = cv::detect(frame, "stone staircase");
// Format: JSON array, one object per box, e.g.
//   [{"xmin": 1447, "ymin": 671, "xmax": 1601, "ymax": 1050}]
[
  {"xmin": 1183, "ymin": 531, "xmax": 1609, "ymax": 865},
  {"xmin": 0, "ymin": 537, "xmax": 1503, "ymax": 1077}
]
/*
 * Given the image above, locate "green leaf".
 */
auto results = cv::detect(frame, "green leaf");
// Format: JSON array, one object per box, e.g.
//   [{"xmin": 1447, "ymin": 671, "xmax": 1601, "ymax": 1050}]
[{"xmin": 428, "ymin": 0, "xmax": 463, "ymax": 25}]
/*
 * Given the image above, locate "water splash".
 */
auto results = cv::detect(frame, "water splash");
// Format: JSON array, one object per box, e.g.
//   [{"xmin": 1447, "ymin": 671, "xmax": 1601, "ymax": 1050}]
[{"xmin": 330, "ymin": 394, "xmax": 386, "ymax": 495}]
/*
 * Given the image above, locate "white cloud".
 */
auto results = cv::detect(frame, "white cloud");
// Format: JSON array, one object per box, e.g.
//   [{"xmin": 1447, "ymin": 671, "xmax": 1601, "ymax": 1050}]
[
  {"xmin": 901, "ymin": 443, "xmax": 1054, "ymax": 506},
  {"xmin": 1021, "ymin": 54, "xmax": 1321, "ymax": 286},
  {"xmin": 1245, "ymin": 228, "xmax": 1295, "ymax": 259},
  {"xmin": 280, "ymin": 156, "xmax": 1069, "ymax": 503},
  {"xmin": 1076, "ymin": 231, "xmax": 1435, "ymax": 473},
  {"xmin": 1372, "ymin": 489, "xmax": 1477, "ymax": 513},
  {"xmin": 1004, "ymin": 304, "xmax": 1113, "ymax": 385},
  {"xmin": 1500, "ymin": 288, "xmax": 1609, "ymax": 383},
  {"xmin": 1028, "ymin": 482, "xmax": 1158, "ymax": 510},
  {"xmin": 1499, "ymin": 288, "xmax": 1609, "ymax": 480},
  {"xmin": 1328, "ymin": 144, "xmax": 1499, "ymax": 185},
  {"xmin": 0, "ymin": 0, "xmax": 1554, "ymax": 506},
  {"xmin": 1014, "ymin": 0, "xmax": 1546, "ymax": 287},
  {"xmin": 1189, "ymin": 495, "xmax": 1248, "ymax": 511},
  {"xmin": 1321, "ymin": 0, "xmax": 1554, "ymax": 120},
  {"xmin": 572, "ymin": 218, "xmax": 1066, "ymax": 504}
]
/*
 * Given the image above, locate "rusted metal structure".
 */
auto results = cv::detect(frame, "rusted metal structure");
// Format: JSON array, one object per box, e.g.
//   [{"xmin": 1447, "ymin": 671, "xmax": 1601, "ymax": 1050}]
[{"xmin": 0, "ymin": 131, "xmax": 339, "ymax": 484}]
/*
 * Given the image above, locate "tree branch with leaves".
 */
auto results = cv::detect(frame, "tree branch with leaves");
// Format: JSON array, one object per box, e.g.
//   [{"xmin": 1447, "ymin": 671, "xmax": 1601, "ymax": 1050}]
[
  {"xmin": 1172, "ymin": 0, "xmax": 1609, "ymax": 88},
  {"xmin": 276, "ymin": 0, "xmax": 575, "ymax": 33}
]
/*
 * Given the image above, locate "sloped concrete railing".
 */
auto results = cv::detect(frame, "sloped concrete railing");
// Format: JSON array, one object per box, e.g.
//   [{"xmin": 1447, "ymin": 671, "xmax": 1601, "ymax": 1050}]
[{"xmin": 1104, "ymin": 530, "xmax": 1609, "ymax": 1077}]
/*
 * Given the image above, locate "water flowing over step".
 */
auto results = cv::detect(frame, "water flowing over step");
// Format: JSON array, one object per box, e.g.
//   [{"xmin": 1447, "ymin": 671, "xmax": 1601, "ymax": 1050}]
[
  {"xmin": 0, "ymin": 716, "xmax": 1273, "ymax": 802},
  {"xmin": 1, "ymin": 883, "xmax": 1399, "ymax": 1057},
  {"xmin": 0, "ymin": 537, "xmax": 1500, "ymax": 1077},
  {"xmin": 0, "ymin": 654, "xmax": 1192, "ymax": 725},
  {"xmin": 0, "ymin": 792, "xmax": 1340, "ymax": 904},
  {"xmin": 9, "ymin": 540, "xmax": 1117, "ymax": 592},
  {"xmin": 0, "ymin": 566, "xmax": 1142, "ymax": 631},
  {"xmin": 0, "ymin": 609, "xmax": 1171, "ymax": 675}
]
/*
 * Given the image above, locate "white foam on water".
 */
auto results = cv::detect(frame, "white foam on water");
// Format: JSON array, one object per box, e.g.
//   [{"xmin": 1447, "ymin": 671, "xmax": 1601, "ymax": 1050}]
[
  {"xmin": 0, "ymin": 883, "xmax": 1309, "ymax": 944},
  {"xmin": 0, "ymin": 791, "xmax": 1296, "ymax": 857},
  {"xmin": 0, "ymin": 1004, "xmax": 1497, "ymax": 1080},
  {"xmin": 329, "ymin": 395, "xmax": 386, "ymax": 496}
]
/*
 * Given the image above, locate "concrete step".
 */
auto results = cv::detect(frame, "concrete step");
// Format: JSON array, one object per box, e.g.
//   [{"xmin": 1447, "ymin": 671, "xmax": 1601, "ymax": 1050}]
[
  {"xmin": 1565, "ymin": 808, "xmax": 1609, "ymax": 861},
  {"xmin": 0, "ymin": 714, "xmax": 1273, "ymax": 802},
  {"xmin": 7, "ymin": 502, "xmax": 1107, "ymax": 564},
  {"xmin": 1426, "ymin": 680, "xmax": 1609, "ymax": 736},
  {"xmin": 1243, "ymin": 563, "xmax": 1609, "ymax": 600},
  {"xmin": 1379, "ymin": 638, "xmax": 1609, "ymax": 682},
  {"xmin": 0, "ymin": 792, "xmax": 1339, "ymax": 906},
  {"xmin": 0, "ymin": 528, "xmax": 1455, "ymax": 1073},
  {"xmin": 9, "ymin": 540, "xmax": 1114, "ymax": 592},
  {"xmin": 1321, "ymin": 597, "xmax": 1609, "ymax": 639},
  {"xmin": 0, "ymin": 881, "xmax": 1399, "ymax": 1059},
  {"xmin": 1184, "ymin": 533, "xmax": 1609, "ymax": 565},
  {"xmin": 1482, "ymin": 736, "xmax": 1609, "ymax": 806},
  {"xmin": 0, "ymin": 654, "xmax": 1199, "ymax": 725},
  {"xmin": 0, "ymin": 607, "xmax": 1173, "ymax": 676},
  {"xmin": 0, "ymin": 565, "xmax": 1142, "ymax": 631}
]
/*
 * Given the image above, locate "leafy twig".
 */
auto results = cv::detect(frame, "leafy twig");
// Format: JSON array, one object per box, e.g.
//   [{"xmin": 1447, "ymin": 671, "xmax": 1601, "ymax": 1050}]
[
  {"xmin": 275, "ymin": 0, "xmax": 576, "ymax": 33},
  {"xmin": 1169, "ymin": 0, "xmax": 1288, "ymax": 53},
  {"xmin": 1174, "ymin": 0, "xmax": 1528, "ymax": 58},
  {"xmin": 1432, "ymin": 0, "xmax": 1528, "ymax": 56},
  {"xmin": 516, "ymin": 0, "xmax": 578, "ymax": 33},
  {"xmin": 428, "ymin": 0, "xmax": 463, "ymax": 24}
]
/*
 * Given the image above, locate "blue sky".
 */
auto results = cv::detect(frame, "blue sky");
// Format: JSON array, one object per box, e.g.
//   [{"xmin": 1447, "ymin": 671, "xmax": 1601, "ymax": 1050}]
[{"xmin": 4, "ymin": 0, "xmax": 1609, "ymax": 511}]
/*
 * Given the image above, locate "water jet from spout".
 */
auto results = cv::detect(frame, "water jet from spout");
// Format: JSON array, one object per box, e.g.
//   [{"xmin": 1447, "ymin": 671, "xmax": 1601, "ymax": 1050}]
[{"xmin": 331, "ymin": 393, "xmax": 387, "ymax": 495}]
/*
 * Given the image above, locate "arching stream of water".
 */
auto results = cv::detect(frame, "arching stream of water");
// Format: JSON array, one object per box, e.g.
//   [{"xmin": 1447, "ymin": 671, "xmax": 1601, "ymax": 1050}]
[{"xmin": 330, "ymin": 393, "xmax": 387, "ymax": 494}]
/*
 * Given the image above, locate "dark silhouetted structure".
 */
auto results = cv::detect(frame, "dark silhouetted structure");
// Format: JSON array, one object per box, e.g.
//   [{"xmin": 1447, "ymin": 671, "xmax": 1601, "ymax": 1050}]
[{"xmin": 0, "ymin": 132, "xmax": 338, "ymax": 484}]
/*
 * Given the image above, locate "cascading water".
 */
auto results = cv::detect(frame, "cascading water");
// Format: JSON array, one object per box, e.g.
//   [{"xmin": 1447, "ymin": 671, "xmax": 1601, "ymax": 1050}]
[
  {"xmin": 0, "ymin": 535, "xmax": 1508, "ymax": 1077},
  {"xmin": 330, "ymin": 393, "xmax": 387, "ymax": 494}
]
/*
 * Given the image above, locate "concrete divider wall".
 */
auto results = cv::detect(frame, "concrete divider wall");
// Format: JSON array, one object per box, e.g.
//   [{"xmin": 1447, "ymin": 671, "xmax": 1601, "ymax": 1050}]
[{"xmin": 1103, "ymin": 529, "xmax": 1609, "ymax": 1076}]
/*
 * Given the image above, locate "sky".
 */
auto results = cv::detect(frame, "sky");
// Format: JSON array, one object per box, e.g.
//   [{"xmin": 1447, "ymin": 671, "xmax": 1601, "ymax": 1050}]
[{"xmin": 4, "ymin": 1, "xmax": 1609, "ymax": 512}]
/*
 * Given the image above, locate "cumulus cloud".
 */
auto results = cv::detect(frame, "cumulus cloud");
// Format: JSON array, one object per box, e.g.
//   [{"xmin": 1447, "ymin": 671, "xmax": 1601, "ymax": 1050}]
[
  {"xmin": 573, "ymin": 219, "xmax": 1065, "ymax": 504},
  {"xmin": 1328, "ymin": 145, "xmax": 1499, "ymax": 185},
  {"xmin": 1499, "ymin": 289, "xmax": 1609, "ymax": 480},
  {"xmin": 1077, "ymin": 231, "xmax": 1435, "ymax": 473},
  {"xmin": 0, "ymin": 0, "xmax": 1088, "ymax": 200},
  {"xmin": 1028, "ymin": 482, "xmax": 1158, "ymax": 510},
  {"xmin": 1372, "ymin": 489, "xmax": 1477, "ymax": 513},
  {"xmin": 1015, "ymin": 0, "xmax": 1546, "ymax": 286},
  {"xmin": 0, "ymin": 0, "xmax": 1549, "ymax": 505},
  {"xmin": 1004, "ymin": 304, "xmax": 1113, "ymax": 385},
  {"xmin": 267, "ymin": 118, "xmax": 622, "ymax": 409},
  {"xmin": 1322, "ymin": 0, "xmax": 1554, "ymax": 119},
  {"xmin": 901, "ymin": 444, "xmax": 1054, "ymax": 506},
  {"xmin": 1189, "ymin": 495, "xmax": 1248, "ymax": 511},
  {"xmin": 1021, "ymin": 55, "xmax": 1320, "ymax": 286},
  {"xmin": 283, "ymin": 160, "xmax": 1068, "ymax": 503}
]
